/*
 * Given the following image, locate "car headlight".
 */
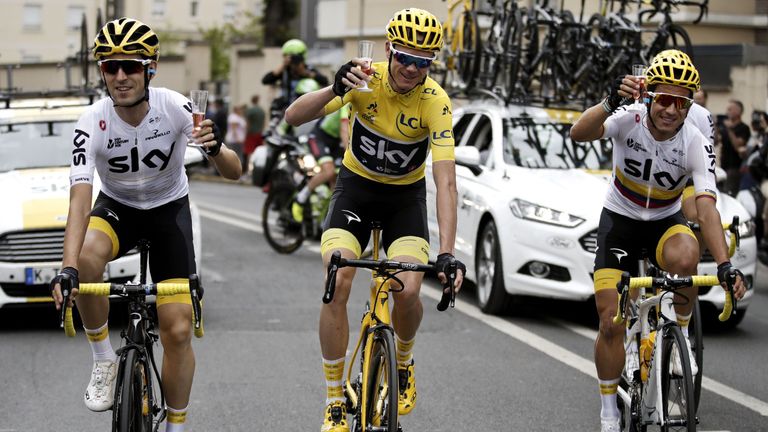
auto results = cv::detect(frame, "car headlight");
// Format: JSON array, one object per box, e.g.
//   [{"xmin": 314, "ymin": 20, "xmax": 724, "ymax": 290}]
[
  {"xmin": 738, "ymin": 218, "xmax": 756, "ymax": 239},
  {"xmin": 509, "ymin": 198, "xmax": 585, "ymax": 228}
]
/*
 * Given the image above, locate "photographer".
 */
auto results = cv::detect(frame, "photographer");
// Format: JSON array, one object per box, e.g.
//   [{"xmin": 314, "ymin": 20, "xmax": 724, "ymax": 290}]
[
  {"xmin": 716, "ymin": 100, "xmax": 751, "ymax": 195},
  {"xmin": 262, "ymin": 39, "xmax": 329, "ymax": 111}
]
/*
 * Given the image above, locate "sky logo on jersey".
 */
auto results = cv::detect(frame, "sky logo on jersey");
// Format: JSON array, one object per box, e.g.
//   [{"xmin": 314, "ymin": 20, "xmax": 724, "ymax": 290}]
[
  {"xmin": 108, "ymin": 141, "xmax": 176, "ymax": 173},
  {"xmin": 622, "ymin": 157, "xmax": 686, "ymax": 190},
  {"xmin": 72, "ymin": 129, "xmax": 90, "ymax": 166},
  {"xmin": 352, "ymin": 120, "xmax": 428, "ymax": 176}
]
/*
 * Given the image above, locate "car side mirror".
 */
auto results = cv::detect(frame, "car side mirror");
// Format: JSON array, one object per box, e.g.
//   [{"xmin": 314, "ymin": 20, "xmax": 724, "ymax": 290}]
[{"xmin": 455, "ymin": 146, "xmax": 482, "ymax": 176}]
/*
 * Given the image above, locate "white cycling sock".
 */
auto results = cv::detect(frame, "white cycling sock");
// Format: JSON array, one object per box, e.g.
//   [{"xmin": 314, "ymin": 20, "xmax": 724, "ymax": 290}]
[
  {"xmin": 323, "ymin": 357, "xmax": 346, "ymax": 405},
  {"xmin": 84, "ymin": 322, "xmax": 116, "ymax": 363},
  {"xmin": 395, "ymin": 335, "xmax": 415, "ymax": 367},
  {"xmin": 165, "ymin": 404, "xmax": 188, "ymax": 432},
  {"xmin": 296, "ymin": 186, "xmax": 311, "ymax": 204},
  {"xmin": 599, "ymin": 378, "xmax": 620, "ymax": 419}
]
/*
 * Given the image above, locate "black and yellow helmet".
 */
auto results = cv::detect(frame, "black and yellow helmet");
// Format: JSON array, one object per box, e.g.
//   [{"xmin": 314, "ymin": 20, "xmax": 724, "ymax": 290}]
[
  {"xmin": 386, "ymin": 8, "xmax": 443, "ymax": 52},
  {"xmin": 93, "ymin": 17, "xmax": 159, "ymax": 60},
  {"xmin": 646, "ymin": 49, "xmax": 700, "ymax": 93}
]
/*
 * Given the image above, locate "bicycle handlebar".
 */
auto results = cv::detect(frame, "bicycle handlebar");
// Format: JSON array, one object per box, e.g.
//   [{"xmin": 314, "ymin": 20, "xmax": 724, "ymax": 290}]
[
  {"xmin": 612, "ymin": 271, "xmax": 735, "ymax": 325},
  {"xmin": 688, "ymin": 215, "xmax": 740, "ymax": 258},
  {"xmin": 323, "ymin": 250, "xmax": 456, "ymax": 311},
  {"xmin": 59, "ymin": 275, "xmax": 205, "ymax": 338}
]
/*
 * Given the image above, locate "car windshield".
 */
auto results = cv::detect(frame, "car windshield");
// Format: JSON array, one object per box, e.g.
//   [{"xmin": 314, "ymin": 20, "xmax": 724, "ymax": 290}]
[
  {"xmin": 0, "ymin": 121, "xmax": 74, "ymax": 172},
  {"xmin": 502, "ymin": 117, "xmax": 613, "ymax": 170}
]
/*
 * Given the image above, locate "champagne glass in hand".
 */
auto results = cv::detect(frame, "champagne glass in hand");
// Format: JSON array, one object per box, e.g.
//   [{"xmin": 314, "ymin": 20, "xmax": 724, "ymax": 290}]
[
  {"xmin": 188, "ymin": 90, "xmax": 208, "ymax": 146},
  {"xmin": 356, "ymin": 40, "xmax": 374, "ymax": 92},
  {"xmin": 632, "ymin": 64, "xmax": 646, "ymax": 103}
]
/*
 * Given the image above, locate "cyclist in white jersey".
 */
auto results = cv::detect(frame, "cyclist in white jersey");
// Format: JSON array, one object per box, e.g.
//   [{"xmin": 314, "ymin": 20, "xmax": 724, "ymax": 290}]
[
  {"xmin": 50, "ymin": 18, "xmax": 241, "ymax": 432},
  {"xmin": 570, "ymin": 50, "xmax": 746, "ymax": 432}
]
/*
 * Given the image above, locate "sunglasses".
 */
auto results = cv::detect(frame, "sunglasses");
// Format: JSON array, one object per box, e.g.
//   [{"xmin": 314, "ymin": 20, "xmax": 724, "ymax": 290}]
[
  {"xmin": 647, "ymin": 91, "xmax": 694, "ymax": 110},
  {"xmin": 390, "ymin": 46, "xmax": 436, "ymax": 69},
  {"xmin": 98, "ymin": 59, "xmax": 152, "ymax": 75}
]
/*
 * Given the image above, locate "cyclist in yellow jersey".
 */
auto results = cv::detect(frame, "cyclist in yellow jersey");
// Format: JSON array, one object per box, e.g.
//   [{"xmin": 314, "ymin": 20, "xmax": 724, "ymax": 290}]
[{"xmin": 285, "ymin": 8, "xmax": 466, "ymax": 432}]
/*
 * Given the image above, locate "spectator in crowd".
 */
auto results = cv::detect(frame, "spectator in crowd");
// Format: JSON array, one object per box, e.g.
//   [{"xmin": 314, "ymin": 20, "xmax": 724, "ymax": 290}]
[
  {"xmin": 716, "ymin": 99, "xmax": 751, "ymax": 196},
  {"xmin": 244, "ymin": 95, "xmax": 266, "ymax": 174},
  {"xmin": 262, "ymin": 39, "xmax": 329, "ymax": 112},
  {"xmin": 226, "ymin": 104, "xmax": 247, "ymax": 173},
  {"xmin": 209, "ymin": 98, "xmax": 229, "ymax": 145}
]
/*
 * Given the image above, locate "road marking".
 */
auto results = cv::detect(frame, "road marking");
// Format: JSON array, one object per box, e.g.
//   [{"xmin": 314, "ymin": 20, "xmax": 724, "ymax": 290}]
[
  {"xmin": 197, "ymin": 204, "xmax": 768, "ymax": 418},
  {"xmin": 198, "ymin": 208, "xmax": 263, "ymax": 234},
  {"xmin": 197, "ymin": 202, "xmax": 261, "ymax": 224},
  {"xmin": 420, "ymin": 284, "xmax": 768, "ymax": 417}
]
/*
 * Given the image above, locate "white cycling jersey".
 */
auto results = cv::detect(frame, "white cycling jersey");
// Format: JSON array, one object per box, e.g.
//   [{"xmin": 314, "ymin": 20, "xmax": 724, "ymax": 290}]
[
  {"xmin": 70, "ymin": 87, "xmax": 194, "ymax": 209},
  {"xmin": 687, "ymin": 102, "xmax": 714, "ymax": 144},
  {"xmin": 602, "ymin": 104, "xmax": 718, "ymax": 221}
]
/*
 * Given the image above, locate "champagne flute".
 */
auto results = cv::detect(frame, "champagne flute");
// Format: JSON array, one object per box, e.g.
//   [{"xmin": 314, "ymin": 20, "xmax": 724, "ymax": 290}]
[
  {"xmin": 357, "ymin": 40, "xmax": 374, "ymax": 92},
  {"xmin": 188, "ymin": 90, "xmax": 208, "ymax": 146},
  {"xmin": 632, "ymin": 64, "xmax": 646, "ymax": 103}
]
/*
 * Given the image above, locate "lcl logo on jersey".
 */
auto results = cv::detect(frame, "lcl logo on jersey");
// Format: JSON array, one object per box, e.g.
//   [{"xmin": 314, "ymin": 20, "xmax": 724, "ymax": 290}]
[
  {"xmin": 623, "ymin": 157, "xmax": 686, "ymax": 190},
  {"xmin": 72, "ymin": 129, "xmax": 90, "ymax": 166},
  {"xmin": 108, "ymin": 141, "xmax": 177, "ymax": 173},
  {"xmin": 396, "ymin": 112, "xmax": 426, "ymax": 139}
]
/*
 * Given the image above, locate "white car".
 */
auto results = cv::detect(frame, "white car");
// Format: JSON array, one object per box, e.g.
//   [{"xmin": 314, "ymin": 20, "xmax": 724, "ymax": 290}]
[
  {"xmin": 425, "ymin": 98, "xmax": 756, "ymax": 327},
  {"xmin": 0, "ymin": 93, "xmax": 204, "ymax": 308}
]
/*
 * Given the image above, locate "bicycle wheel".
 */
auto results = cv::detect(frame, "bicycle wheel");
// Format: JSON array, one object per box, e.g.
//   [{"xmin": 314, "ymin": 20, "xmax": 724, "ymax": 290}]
[
  {"xmin": 689, "ymin": 299, "xmax": 703, "ymax": 413},
  {"xmin": 261, "ymin": 185, "xmax": 304, "ymax": 254},
  {"xmin": 362, "ymin": 328, "xmax": 398, "ymax": 432},
  {"xmin": 113, "ymin": 349, "xmax": 152, "ymax": 432},
  {"xmin": 660, "ymin": 325, "xmax": 697, "ymax": 432},
  {"xmin": 500, "ymin": 8, "xmax": 524, "ymax": 103},
  {"xmin": 456, "ymin": 10, "xmax": 481, "ymax": 91}
]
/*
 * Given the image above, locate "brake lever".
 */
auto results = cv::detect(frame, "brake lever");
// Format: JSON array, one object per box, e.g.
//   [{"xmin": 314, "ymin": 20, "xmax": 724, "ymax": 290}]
[
  {"xmin": 323, "ymin": 251, "xmax": 342, "ymax": 304},
  {"xmin": 59, "ymin": 274, "xmax": 72, "ymax": 328}
]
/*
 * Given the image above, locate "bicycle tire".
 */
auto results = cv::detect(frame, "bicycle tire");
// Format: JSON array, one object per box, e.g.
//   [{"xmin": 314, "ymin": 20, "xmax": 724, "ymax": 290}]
[
  {"xmin": 457, "ymin": 10, "xmax": 481, "ymax": 91},
  {"xmin": 363, "ymin": 328, "xmax": 398, "ymax": 432},
  {"xmin": 660, "ymin": 325, "xmax": 697, "ymax": 432},
  {"xmin": 644, "ymin": 24, "xmax": 693, "ymax": 64},
  {"xmin": 689, "ymin": 299, "xmax": 703, "ymax": 413},
  {"xmin": 500, "ymin": 8, "xmax": 524, "ymax": 104},
  {"xmin": 113, "ymin": 349, "xmax": 152, "ymax": 432},
  {"xmin": 261, "ymin": 185, "xmax": 304, "ymax": 254}
]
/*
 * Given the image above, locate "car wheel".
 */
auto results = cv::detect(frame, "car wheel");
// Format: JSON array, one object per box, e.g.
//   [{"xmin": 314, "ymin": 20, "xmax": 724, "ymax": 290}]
[{"xmin": 476, "ymin": 220, "xmax": 512, "ymax": 314}]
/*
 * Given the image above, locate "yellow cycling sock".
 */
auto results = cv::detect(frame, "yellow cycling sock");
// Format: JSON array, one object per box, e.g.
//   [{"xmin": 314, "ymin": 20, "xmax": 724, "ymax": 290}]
[
  {"xmin": 396, "ymin": 335, "xmax": 415, "ymax": 366},
  {"xmin": 165, "ymin": 405, "xmax": 188, "ymax": 432},
  {"xmin": 677, "ymin": 312, "xmax": 692, "ymax": 338},
  {"xmin": 323, "ymin": 357, "xmax": 345, "ymax": 405},
  {"xmin": 84, "ymin": 322, "xmax": 116, "ymax": 363},
  {"xmin": 598, "ymin": 378, "xmax": 620, "ymax": 419}
]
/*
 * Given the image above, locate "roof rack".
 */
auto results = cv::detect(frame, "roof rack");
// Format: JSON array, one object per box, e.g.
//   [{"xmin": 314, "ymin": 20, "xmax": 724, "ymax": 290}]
[{"xmin": 0, "ymin": 87, "xmax": 101, "ymax": 110}]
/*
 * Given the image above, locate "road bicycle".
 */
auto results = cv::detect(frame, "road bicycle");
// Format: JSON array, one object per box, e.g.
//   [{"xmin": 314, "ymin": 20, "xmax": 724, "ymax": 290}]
[
  {"xmin": 613, "ymin": 268, "xmax": 736, "ymax": 432},
  {"xmin": 259, "ymin": 130, "xmax": 332, "ymax": 254},
  {"xmin": 638, "ymin": 0, "xmax": 706, "ymax": 62},
  {"xmin": 58, "ymin": 240, "xmax": 204, "ymax": 432},
  {"xmin": 431, "ymin": 0, "xmax": 483, "ymax": 93},
  {"xmin": 322, "ymin": 223, "xmax": 456, "ymax": 432}
]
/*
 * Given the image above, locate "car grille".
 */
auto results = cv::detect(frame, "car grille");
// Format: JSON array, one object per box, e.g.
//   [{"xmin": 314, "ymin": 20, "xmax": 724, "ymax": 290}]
[
  {"xmin": 0, "ymin": 229, "xmax": 66, "ymax": 262},
  {"xmin": 580, "ymin": 229, "xmax": 598, "ymax": 253}
]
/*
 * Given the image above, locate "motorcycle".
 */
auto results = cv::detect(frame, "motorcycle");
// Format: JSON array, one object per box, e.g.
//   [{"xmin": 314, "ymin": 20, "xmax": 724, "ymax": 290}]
[{"xmin": 252, "ymin": 129, "xmax": 331, "ymax": 254}]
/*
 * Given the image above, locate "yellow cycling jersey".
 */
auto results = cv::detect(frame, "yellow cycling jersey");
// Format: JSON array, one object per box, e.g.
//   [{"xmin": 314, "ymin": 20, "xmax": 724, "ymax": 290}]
[{"xmin": 324, "ymin": 61, "xmax": 455, "ymax": 185}]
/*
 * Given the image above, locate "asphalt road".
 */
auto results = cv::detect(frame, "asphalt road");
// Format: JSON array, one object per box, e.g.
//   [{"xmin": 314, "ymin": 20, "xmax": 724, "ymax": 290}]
[{"xmin": 1, "ymin": 178, "xmax": 766, "ymax": 431}]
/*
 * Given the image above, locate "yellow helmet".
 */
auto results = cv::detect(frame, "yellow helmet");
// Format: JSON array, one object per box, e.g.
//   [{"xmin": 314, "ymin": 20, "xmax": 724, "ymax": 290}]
[
  {"xmin": 645, "ymin": 49, "xmax": 700, "ymax": 93},
  {"xmin": 386, "ymin": 8, "xmax": 443, "ymax": 52},
  {"xmin": 93, "ymin": 17, "xmax": 159, "ymax": 60}
]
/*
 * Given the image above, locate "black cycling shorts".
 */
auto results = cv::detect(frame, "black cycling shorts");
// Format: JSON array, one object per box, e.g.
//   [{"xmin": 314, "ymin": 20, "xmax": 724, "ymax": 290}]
[
  {"xmin": 320, "ymin": 166, "xmax": 429, "ymax": 262},
  {"xmin": 89, "ymin": 192, "xmax": 196, "ymax": 283},
  {"xmin": 308, "ymin": 128, "xmax": 344, "ymax": 165}
]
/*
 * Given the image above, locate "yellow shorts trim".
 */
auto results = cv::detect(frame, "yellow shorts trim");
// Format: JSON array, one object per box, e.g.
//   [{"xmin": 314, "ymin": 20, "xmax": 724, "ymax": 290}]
[
  {"xmin": 386, "ymin": 236, "xmax": 429, "ymax": 264},
  {"xmin": 87, "ymin": 216, "xmax": 119, "ymax": 258},
  {"xmin": 594, "ymin": 268, "xmax": 625, "ymax": 292},
  {"xmin": 655, "ymin": 225, "xmax": 696, "ymax": 269},
  {"xmin": 320, "ymin": 228, "xmax": 362, "ymax": 258},
  {"xmin": 156, "ymin": 278, "xmax": 192, "ymax": 306}
]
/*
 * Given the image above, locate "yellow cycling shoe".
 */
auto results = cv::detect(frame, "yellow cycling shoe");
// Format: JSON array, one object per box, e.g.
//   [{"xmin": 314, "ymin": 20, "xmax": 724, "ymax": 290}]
[
  {"xmin": 397, "ymin": 361, "xmax": 417, "ymax": 415},
  {"xmin": 321, "ymin": 401, "xmax": 349, "ymax": 432},
  {"xmin": 291, "ymin": 200, "xmax": 305, "ymax": 223}
]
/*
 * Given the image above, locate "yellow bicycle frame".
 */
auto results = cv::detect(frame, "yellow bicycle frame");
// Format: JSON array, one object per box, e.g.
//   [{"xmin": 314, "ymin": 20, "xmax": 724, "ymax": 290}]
[{"xmin": 344, "ymin": 228, "xmax": 395, "ymax": 430}]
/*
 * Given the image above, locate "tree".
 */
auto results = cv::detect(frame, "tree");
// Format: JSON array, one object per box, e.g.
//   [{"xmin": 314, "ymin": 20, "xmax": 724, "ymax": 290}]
[
  {"xmin": 262, "ymin": 0, "xmax": 298, "ymax": 47},
  {"xmin": 202, "ymin": 12, "xmax": 263, "ymax": 81}
]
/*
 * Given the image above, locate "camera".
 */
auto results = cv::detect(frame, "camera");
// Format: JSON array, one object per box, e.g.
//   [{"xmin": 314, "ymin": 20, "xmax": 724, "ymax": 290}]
[
  {"xmin": 290, "ymin": 54, "xmax": 304, "ymax": 65},
  {"xmin": 716, "ymin": 114, "xmax": 727, "ymax": 126}
]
